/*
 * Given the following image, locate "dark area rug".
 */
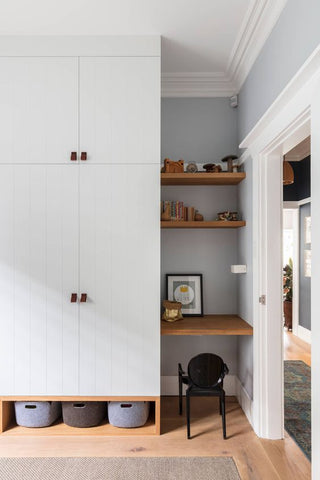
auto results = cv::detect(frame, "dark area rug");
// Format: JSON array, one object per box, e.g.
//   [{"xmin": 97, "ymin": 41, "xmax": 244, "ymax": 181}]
[{"xmin": 284, "ymin": 360, "xmax": 311, "ymax": 460}]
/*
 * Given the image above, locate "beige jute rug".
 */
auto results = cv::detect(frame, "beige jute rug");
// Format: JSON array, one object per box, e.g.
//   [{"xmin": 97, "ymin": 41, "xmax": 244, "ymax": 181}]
[{"xmin": 0, "ymin": 457, "xmax": 240, "ymax": 480}]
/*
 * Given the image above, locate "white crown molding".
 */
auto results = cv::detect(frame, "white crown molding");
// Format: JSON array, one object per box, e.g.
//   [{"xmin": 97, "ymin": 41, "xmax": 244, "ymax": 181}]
[
  {"xmin": 161, "ymin": 0, "xmax": 287, "ymax": 98},
  {"xmin": 227, "ymin": 0, "xmax": 288, "ymax": 91},
  {"xmin": 161, "ymin": 72, "xmax": 236, "ymax": 98}
]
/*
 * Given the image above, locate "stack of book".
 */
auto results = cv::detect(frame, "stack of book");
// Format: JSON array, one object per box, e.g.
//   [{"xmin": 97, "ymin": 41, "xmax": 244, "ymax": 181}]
[{"xmin": 161, "ymin": 201, "xmax": 196, "ymax": 221}]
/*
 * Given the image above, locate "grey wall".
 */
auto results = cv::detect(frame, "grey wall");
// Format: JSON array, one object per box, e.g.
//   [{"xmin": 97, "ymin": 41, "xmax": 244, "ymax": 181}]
[
  {"xmin": 238, "ymin": 0, "xmax": 320, "ymax": 142},
  {"xmin": 162, "ymin": 97, "xmax": 238, "ymax": 163},
  {"xmin": 161, "ymin": 98, "xmax": 239, "ymax": 378},
  {"xmin": 237, "ymin": 156, "xmax": 253, "ymax": 398},
  {"xmin": 299, "ymin": 202, "xmax": 311, "ymax": 330}
]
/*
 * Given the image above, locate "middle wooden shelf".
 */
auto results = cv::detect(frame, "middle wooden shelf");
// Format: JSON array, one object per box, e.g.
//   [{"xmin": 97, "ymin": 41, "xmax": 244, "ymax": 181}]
[{"xmin": 161, "ymin": 220, "xmax": 246, "ymax": 229}]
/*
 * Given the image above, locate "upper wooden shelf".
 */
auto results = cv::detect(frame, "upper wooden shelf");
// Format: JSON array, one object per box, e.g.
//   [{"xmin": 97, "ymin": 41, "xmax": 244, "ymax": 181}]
[
  {"xmin": 161, "ymin": 221, "xmax": 245, "ymax": 229},
  {"xmin": 161, "ymin": 172, "xmax": 246, "ymax": 186},
  {"xmin": 161, "ymin": 314, "xmax": 253, "ymax": 336}
]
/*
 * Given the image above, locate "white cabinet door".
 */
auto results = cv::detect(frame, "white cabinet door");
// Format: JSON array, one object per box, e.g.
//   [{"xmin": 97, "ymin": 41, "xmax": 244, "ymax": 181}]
[
  {"xmin": 0, "ymin": 165, "xmax": 79, "ymax": 395},
  {"xmin": 0, "ymin": 58, "xmax": 78, "ymax": 164},
  {"xmin": 79, "ymin": 57, "xmax": 160, "ymax": 164},
  {"xmin": 79, "ymin": 165, "xmax": 160, "ymax": 395}
]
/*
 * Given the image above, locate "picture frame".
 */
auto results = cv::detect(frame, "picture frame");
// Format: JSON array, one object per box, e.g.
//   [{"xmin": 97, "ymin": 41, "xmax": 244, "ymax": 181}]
[{"xmin": 166, "ymin": 274, "xmax": 203, "ymax": 317}]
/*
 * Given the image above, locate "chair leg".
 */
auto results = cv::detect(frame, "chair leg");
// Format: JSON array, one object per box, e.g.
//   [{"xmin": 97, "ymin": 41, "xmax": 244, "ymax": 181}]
[
  {"xmin": 221, "ymin": 391, "xmax": 226, "ymax": 439},
  {"xmin": 186, "ymin": 392, "xmax": 191, "ymax": 439},
  {"xmin": 219, "ymin": 395, "xmax": 222, "ymax": 415},
  {"xmin": 179, "ymin": 374, "xmax": 183, "ymax": 415}
]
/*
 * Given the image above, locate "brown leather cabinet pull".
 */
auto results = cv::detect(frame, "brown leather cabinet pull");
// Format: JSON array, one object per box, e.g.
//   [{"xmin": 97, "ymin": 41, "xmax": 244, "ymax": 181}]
[
  {"xmin": 70, "ymin": 152, "xmax": 77, "ymax": 161},
  {"xmin": 80, "ymin": 293, "xmax": 87, "ymax": 303},
  {"xmin": 81, "ymin": 152, "xmax": 87, "ymax": 161},
  {"xmin": 71, "ymin": 293, "xmax": 78, "ymax": 303}
]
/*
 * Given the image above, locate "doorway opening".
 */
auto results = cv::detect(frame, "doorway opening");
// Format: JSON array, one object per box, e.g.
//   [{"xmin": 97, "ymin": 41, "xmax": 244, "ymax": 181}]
[{"xmin": 282, "ymin": 138, "xmax": 311, "ymax": 460}]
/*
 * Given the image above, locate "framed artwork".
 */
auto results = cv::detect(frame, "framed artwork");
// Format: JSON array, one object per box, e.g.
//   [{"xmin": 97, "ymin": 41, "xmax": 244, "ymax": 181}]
[
  {"xmin": 166, "ymin": 274, "xmax": 203, "ymax": 317},
  {"xmin": 305, "ymin": 216, "xmax": 311, "ymax": 244}
]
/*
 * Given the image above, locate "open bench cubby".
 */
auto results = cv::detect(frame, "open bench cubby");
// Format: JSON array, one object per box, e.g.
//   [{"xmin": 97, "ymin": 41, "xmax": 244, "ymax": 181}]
[{"xmin": 0, "ymin": 396, "xmax": 160, "ymax": 436}]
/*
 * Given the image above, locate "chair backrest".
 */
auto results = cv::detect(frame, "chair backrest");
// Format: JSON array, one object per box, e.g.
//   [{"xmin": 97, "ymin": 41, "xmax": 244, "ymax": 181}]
[{"xmin": 187, "ymin": 353, "xmax": 226, "ymax": 388}]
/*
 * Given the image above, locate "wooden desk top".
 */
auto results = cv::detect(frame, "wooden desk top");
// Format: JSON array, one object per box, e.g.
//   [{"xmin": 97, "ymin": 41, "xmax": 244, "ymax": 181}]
[{"xmin": 161, "ymin": 314, "xmax": 253, "ymax": 336}]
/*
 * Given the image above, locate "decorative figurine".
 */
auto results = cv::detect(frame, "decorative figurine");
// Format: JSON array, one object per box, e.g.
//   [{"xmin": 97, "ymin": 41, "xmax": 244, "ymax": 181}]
[
  {"xmin": 161, "ymin": 204, "xmax": 171, "ymax": 221},
  {"xmin": 162, "ymin": 300, "xmax": 183, "ymax": 323},
  {"xmin": 194, "ymin": 210, "xmax": 204, "ymax": 221},
  {"xmin": 217, "ymin": 211, "xmax": 239, "ymax": 221},
  {"xmin": 203, "ymin": 163, "xmax": 222, "ymax": 173},
  {"xmin": 221, "ymin": 155, "xmax": 238, "ymax": 172},
  {"xmin": 186, "ymin": 162, "xmax": 198, "ymax": 173},
  {"xmin": 164, "ymin": 158, "xmax": 184, "ymax": 173}
]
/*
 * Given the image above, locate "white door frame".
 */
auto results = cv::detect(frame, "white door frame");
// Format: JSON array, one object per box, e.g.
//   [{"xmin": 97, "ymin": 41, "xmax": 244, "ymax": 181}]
[{"xmin": 240, "ymin": 46, "xmax": 320, "ymax": 477}]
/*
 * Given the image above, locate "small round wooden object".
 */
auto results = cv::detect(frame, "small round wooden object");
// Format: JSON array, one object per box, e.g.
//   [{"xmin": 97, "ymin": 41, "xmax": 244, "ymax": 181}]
[{"xmin": 195, "ymin": 211, "xmax": 204, "ymax": 221}]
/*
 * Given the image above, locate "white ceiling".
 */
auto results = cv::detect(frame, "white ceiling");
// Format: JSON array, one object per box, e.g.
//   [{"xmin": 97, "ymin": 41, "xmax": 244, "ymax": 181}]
[{"xmin": 0, "ymin": 0, "xmax": 287, "ymax": 96}]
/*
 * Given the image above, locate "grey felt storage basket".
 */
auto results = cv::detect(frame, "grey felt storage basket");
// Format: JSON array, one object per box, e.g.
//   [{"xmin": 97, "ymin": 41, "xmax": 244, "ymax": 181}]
[
  {"xmin": 14, "ymin": 401, "xmax": 61, "ymax": 428},
  {"xmin": 108, "ymin": 401, "xmax": 150, "ymax": 428},
  {"xmin": 62, "ymin": 401, "xmax": 107, "ymax": 428}
]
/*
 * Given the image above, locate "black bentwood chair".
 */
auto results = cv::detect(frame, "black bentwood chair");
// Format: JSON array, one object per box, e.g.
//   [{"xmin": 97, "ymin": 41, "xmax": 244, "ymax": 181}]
[{"xmin": 178, "ymin": 353, "xmax": 229, "ymax": 439}]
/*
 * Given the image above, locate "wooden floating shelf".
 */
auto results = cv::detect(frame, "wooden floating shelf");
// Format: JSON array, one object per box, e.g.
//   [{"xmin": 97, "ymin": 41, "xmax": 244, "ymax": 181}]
[
  {"xmin": 161, "ymin": 172, "xmax": 246, "ymax": 186},
  {"xmin": 0, "ymin": 396, "xmax": 160, "ymax": 436},
  {"xmin": 161, "ymin": 221, "xmax": 246, "ymax": 229},
  {"xmin": 161, "ymin": 315, "xmax": 253, "ymax": 336}
]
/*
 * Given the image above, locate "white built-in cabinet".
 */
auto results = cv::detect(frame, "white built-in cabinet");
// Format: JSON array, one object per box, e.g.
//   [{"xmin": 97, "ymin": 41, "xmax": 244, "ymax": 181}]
[
  {"xmin": 0, "ymin": 56, "xmax": 160, "ymax": 165},
  {"xmin": 79, "ymin": 57, "xmax": 160, "ymax": 164},
  {"xmin": 0, "ymin": 58, "xmax": 79, "ymax": 164},
  {"xmin": 0, "ymin": 38, "xmax": 160, "ymax": 398}
]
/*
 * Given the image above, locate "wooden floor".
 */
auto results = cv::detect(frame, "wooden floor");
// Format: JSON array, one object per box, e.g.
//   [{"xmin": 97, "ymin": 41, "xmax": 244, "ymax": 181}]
[
  {"xmin": 0, "ymin": 396, "xmax": 310, "ymax": 480},
  {"xmin": 0, "ymin": 332, "xmax": 311, "ymax": 479},
  {"xmin": 283, "ymin": 329, "xmax": 311, "ymax": 366}
]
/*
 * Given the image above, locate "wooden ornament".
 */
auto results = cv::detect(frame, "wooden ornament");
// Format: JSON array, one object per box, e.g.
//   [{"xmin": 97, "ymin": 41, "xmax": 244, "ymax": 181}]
[
  {"xmin": 195, "ymin": 210, "xmax": 204, "ymax": 221},
  {"xmin": 161, "ymin": 204, "xmax": 171, "ymax": 221},
  {"xmin": 221, "ymin": 155, "xmax": 238, "ymax": 172},
  {"xmin": 203, "ymin": 163, "xmax": 222, "ymax": 173},
  {"xmin": 164, "ymin": 158, "xmax": 184, "ymax": 173}
]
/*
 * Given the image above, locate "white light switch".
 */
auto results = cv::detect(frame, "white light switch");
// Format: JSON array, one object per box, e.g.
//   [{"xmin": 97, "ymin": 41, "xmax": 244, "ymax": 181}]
[{"xmin": 231, "ymin": 265, "xmax": 247, "ymax": 274}]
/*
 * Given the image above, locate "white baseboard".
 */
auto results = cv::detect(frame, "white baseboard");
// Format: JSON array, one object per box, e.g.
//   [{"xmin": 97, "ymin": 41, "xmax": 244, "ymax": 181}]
[
  {"xmin": 161, "ymin": 375, "xmax": 253, "ymax": 427},
  {"xmin": 161, "ymin": 375, "xmax": 237, "ymax": 396},
  {"xmin": 297, "ymin": 325, "xmax": 311, "ymax": 344},
  {"xmin": 235, "ymin": 377, "xmax": 253, "ymax": 427}
]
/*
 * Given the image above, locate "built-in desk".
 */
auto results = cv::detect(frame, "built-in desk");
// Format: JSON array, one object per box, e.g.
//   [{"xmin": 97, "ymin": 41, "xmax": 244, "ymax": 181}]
[{"xmin": 161, "ymin": 314, "xmax": 253, "ymax": 336}]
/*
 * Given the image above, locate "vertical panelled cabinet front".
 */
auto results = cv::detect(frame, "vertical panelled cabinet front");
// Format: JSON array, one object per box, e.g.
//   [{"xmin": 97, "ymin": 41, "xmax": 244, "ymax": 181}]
[
  {"xmin": 0, "ymin": 48, "xmax": 160, "ymax": 399},
  {"xmin": 79, "ymin": 165, "xmax": 160, "ymax": 396},
  {"xmin": 0, "ymin": 166, "xmax": 79, "ymax": 395}
]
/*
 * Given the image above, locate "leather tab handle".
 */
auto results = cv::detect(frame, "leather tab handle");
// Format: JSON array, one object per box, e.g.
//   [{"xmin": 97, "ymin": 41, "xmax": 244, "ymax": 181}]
[
  {"xmin": 71, "ymin": 293, "xmax": 77, "ymax": 303},
  {"xmin": 80, "ymin": 293, "xmax": 87, "ymax": 303},
  {"xmin": 81, "ymin": 152, "xmax": 87, "ymax": 161},
  {"xmin": 70, "ymin": 152, "xmax": 77, "ymax": 161}
]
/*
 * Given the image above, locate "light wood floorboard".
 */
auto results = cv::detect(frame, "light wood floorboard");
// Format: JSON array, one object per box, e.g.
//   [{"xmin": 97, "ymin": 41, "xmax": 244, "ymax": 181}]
[
  {"xmin": 0, "ymin": 397, "xmax": 310, "ymax": 480},
  {"xmin": 283, "ymin": 330, "xmax": 311, "ymax": 366},
  {"xmin": 0, "ymin": 332, "xmax": 311, "ymax": 479}
]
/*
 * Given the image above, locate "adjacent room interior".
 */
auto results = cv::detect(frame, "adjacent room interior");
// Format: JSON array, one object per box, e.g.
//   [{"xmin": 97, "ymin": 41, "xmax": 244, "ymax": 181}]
[{"xmin": 283, "ymin": 137, "xmax": 311, "ymax": 460}]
